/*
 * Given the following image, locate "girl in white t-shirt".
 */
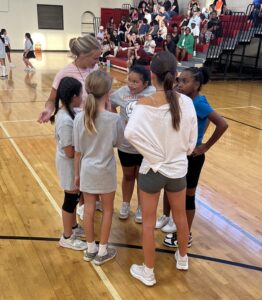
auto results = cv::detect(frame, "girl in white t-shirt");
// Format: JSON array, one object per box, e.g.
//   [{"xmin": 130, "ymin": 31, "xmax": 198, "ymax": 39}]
[
  {"xmin": 0, "ymin": 31, "xmax": 7, "ymax": 79},
  {"xmin": 50, "ymin": 76, "xmax": 87, "ymax": 251},
  {"xmin": 23, "ymin": 33, "xmax": 35, "ymax": 72}
]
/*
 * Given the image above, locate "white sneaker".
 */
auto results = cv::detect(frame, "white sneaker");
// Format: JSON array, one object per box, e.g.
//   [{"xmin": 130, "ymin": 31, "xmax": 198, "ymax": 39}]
[
  {"xmin": 130, "ymin": 264, "xmax": 156, "ymax": 286},
  {"xmin": 174, "ymin": 250, "xmax": 189, "ymax": 270},
  {"xmin": 72, "ymin": 224, "xmax": 85, "ymax": 238},
  {"xmin": 155, "ymin": 215, "xmax": 169, "ymax": 229},
  {"xmin": 96, "ymin": 200, "xmax": 103, "ymax": 212},
  {"xmin": 59, "ymin": 235, "xmax": 87, "ymax": 251},
  {"xmin": 76, "ymin": 204, "xmax": 84, "ymax": 220},
  {"xmin": 134, "ymin": 207, "xmax": 142, "ymax": 223},
  {"xmin": 119, "ymin": 202, "xmax": 130, "ymax": 219},
  {"xmin": 161, "ymin": 218, "xmax": 177, "ymax": 233},
  {"xmin": 193, "ymin": 51, "xmax": 196, "ymax": 56}
]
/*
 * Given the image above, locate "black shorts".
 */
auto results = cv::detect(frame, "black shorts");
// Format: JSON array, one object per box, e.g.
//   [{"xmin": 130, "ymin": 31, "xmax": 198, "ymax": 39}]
[
  {"xmin": 5, "ymin": 46, "xmax": 10, "ymax": 53},
  {"xmin": 24, "ymin": 51, "xmax": 35, "ymax": 59},
  {"xmin": 186, "ymin": 154, "xmax": 205, "ymax": 189},
  {"xmin": 118, "ymin": 149, "xmax": 143, "ymax": 167}
]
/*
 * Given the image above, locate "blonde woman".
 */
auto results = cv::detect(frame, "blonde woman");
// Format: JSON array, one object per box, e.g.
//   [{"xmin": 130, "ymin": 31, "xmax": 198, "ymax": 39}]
[
  {"xmin": 74, "ymin": 70, "xmax": 124, "ymax": 265},
  {"xmin": 38, "ymin": 34, "xmax": 101, "ymax": 123}
]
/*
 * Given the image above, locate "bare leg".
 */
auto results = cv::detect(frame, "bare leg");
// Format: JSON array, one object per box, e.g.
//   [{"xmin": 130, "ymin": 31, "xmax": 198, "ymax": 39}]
[
  {"xmin": 163, "ymin": 191, "xmax": 171, "ymax": 216},
  {"xmin": 83, "ymin": 192, "xmax": 96, "ymax": 243},
  {"xmin": 180, "ymin": 49, "xmax": 187, "ymax": 62},
  {"xmin": 121, "ymin": 166, "xmax": 136, "ymax": 203},
  {"xmin": 140, "ymin": 190, "xmax": 160, "ymax": 268},
  {"xmin": 166, "ymin": 189, "xmax": 188, "ymax": 257}
]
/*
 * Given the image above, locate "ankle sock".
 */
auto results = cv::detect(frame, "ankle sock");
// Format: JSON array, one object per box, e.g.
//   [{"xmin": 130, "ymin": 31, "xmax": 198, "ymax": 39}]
[
  {"xmin": 144, "ymin": 264, "xmax": 154, "ymax": 275},
  {"xmin": 87, "ymin": 241, "xmax": 98, "ymax": 253},
  {"xmin": 98, "ymin": 243, "xmax": 108, "ymax": 256}
]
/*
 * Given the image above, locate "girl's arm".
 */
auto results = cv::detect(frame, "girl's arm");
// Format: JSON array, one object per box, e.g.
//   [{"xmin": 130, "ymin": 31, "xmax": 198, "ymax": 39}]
[
  {"xmin": 63, "ymin": 145, "xmax": 74, "ymax": 158},
  {"xmin": 192, "ymin": 111, "xmax": 228, "ymax": 156},
  {"xmin": 74, "ymin": 151, "xmax": 81, "ymax": 189},
  {"xmin": 38, "ymin": 88, "xmax": 57, "ymax": 123}
]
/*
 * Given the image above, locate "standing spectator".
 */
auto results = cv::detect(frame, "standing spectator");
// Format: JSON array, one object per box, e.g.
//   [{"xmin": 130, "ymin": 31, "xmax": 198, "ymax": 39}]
[
  {"xmin": 23, "ymin": 33, "xmax": 35, "ymax": 72},
  {"xmin": 125, "ymin": 51, "xmax": 197, "ymax": 286},
  {"xmin": 213, "ymin": 0, "xmax": 227, "ymax": 15},
  {"xmin": 187, "ymin": 0, "xmax": 201, "ymax": 17},
  {"xmin": 190, "ymin": 22, "xmax": 200, "ymax": 56}
]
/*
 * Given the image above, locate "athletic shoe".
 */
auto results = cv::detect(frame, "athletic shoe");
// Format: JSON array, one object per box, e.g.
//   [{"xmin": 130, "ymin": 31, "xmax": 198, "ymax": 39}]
[
  {"xmin": 163, "ymin": 232, "xmax": 192, "ymax": 248},
  {"xmin": 59, "ymin": 235, "xmax": 87, "ymax": 251},
  {"xmin": 73, "ymin": 224, "xmax": 85, "ymax": 238},
  {"xmin": 130, "ymin": 264, "xmax": 156, "ymax": 286},
  {"xmin": 119, "ymin": 202, "xmax": 130, "ymax": 219},
  {"xmin": 96, "ymin": 200, "xmax": 103, "ymax": 212},
  {"xmin": 93, "ymin": 248, "xmax": 117, "ymax": 265},
  {"xmin": 0, "ymin": 75, "xmax": 8, "ymax": 80},
  {"xmin": 24, "ymin": 67, "xmax": 31, "ymax": 72},
  {"xmin": 174, "ymin": 250, "xmax": 189, "ymax": 270},
  {"xmin": 155, "ymin": 215, "xmax": 169, "ymax": 229},
  {"xmin": 134, "ymin": 207, "xmax": 142, "ymax": 223},
  {"xmin": 83, "ymin": 249, "xmax": 98, "ymax": 262},
  {"xmin": 76, "ymin": 204, "xmax": 84, "ymax": 220},
  {"xmin": 161, "ymin": 218, "xmax": 177, "ymax": 233},
  {"xmin": 193, "ymin": 51, "xmax": 196, "ymax": 56}
]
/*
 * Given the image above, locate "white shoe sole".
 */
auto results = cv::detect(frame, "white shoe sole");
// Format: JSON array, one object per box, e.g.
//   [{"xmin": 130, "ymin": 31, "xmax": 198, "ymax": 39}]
[
  {"xmin": 130, "ymin": 268, "xmax": 156, "ymax": 286},
  {"xmin": 161, "ymin": 227, "xmax": 177, "ymax": 233},
  {"xmin": 174, "ymin": 254, "xmax": 189, "ymax": 270},
  {"xmin": 119, "ymin": 214, "xmax": 129, "ymax": 220},
  {"xmin": 59, "ymin": 241, "xmax": 87, "ymax": 251}
]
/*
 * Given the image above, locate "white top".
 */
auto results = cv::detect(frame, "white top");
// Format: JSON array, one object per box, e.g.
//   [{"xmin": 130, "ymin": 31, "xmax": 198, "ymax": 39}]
[
  {"xmin": 55, "ymin": 109, "xmax": 75, "ymax": 191},
  {"xmin": 190, "ymin": 25, "xmax": 200, "ymax": 37},
  {"xmin": 144, "ymin": 40, "xmax": 156, "ymax": 54},
  {"xmin": 124, "ymin": 93, "xmax": 198, "ymax": 178},
  {"xmin": 0, "ymin": 38, "xmax": 5, "ymax": 58},
  {"xmin": 73, "ymin": 110, "xmax": 124, "ymax": 193},
  {"xmin": 25, "ymin": 39, "xmax": 33, "ymax": 51},
  {"xmin": 4, "ymin": 36, "xmax": 10, "ymax": 46}
]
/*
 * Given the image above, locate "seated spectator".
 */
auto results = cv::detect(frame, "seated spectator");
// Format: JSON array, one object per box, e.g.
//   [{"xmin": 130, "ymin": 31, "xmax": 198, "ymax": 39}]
[
  {"xmin": 163, "ymin": 0, "xmax": 172, "ymax": 13},
  {"xmin": 158, "ymin": 21, "xmax": 168, "ymax": 40},
  {"xmin": 144, "ymin": 9, "xmax": 152, "ymax": 24},
  {"xmin": 149, "ymin": 20, "xmax": 159, "ymax": 39},
  {"xmin": 207, "ymin": 11, "xmax": 222, "ymax": 42},
  {"xmin": 190, "ymin": 22, "xmax": 200, "ymax": 56},
  {"xmin": 96, "ymin": 26, "xmax": 105, "ymax": 44},
  {"xmin": 176, "ymin": 27, "xmax": 194, "ymax": 65},
  {"xmin": 213, "ymin": 0, "xmax": 227, "ymax": 15},
  {"xmin": 138, "ymin": 8, "xmax": 145, "ymax": 20},
  {"xmin": 99, "ymin": 36, "xmax": 112, "ymax": 65},
  {"xmin": 180, "ymin": 15, "xmax": 191, "ymax": 30},
  {"xmin": 129, "ymin": 41, "xmax": 151, "ymax": 67},
  {"xmin": 131, "ymin": 8, "xmax": 139, "ymax": 21},
  {"xmin": 155, "ymin": 5, "xmax": 171, "ymax": 26},
  {"xmin": 118, "ymin": 16, "xmax": 127, "ymax": 42},
  {"xmin": 138, "ymin": 18, "xmax": 150, "ymax": 41},
  {"xmin": 168, "ymin": 0, "xmax": 179, "ymax": 17},
  {"xmin": 106, "ymin": 17, "xmax": 116, "ymax": 35},
  {"xmin": 171, "ymin": 24, "xmax": 180, "ymax": 45},
  {"xmin": 138, "ymin": 0, "xmax": 148, "ymax": 9},
  {"xmin": 144, "ymin": 34, "xmax": 156, "ymax": 55},
  {"xmin": 163, "ymin": 33, "xmax": 176, "ymax": 55},
  {"xmin": 110, "ymin": 30, "xmax": 121, "ymax": 57},
  {"xmin": 187, "ymin": 0, "xmax": 201, "ymax": 17}
]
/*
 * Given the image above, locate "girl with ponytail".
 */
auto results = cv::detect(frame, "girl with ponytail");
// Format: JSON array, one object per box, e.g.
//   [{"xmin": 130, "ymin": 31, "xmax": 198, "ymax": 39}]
[
  {"xmin": 125, "ymin": 51, "xmax": 198, "ymax": 286},
  {"xmin": 51, "ymin": 77, "xmax": 87, "ymax": 251},
  {"xmin": 73, "ymin": 70, "xmax": 124, "ymax": 265},
  {"xmin": 163, "ymin": 67, "xmax": 228, "ymax": 248}
]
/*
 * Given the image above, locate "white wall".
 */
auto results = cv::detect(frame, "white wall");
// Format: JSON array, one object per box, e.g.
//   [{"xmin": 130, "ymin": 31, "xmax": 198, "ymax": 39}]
[
  {"xmin": 178, "ymin": 0, "xmax": 251, "ymax": 15},
  {"xmin": 0, "ymin": 0, "xmax": 132, "ymax": 50}
]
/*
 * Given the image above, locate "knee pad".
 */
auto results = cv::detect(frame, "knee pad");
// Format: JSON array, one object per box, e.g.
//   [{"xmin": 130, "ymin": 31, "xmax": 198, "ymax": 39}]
[
  {"xmin": 186, "ymin": 195, "xmax": 195, "ymax": 210},
  {"xmin": 62, "ymin": 192, "xmax": 79, "ymax": 213}
]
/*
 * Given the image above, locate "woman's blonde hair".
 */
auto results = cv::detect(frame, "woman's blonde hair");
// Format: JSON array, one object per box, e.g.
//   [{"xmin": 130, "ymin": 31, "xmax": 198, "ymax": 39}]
[
  {"xmin": 69, "ymin": 34, "xmax": 100, "ymax": 57},
  {"xmin": 84, "ymin": 70, "xmax": 112, "ymax": 134}
]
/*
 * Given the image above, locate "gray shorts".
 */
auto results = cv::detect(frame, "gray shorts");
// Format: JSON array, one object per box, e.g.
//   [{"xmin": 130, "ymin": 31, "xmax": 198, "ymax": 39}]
[{"xmin": 138, "ymin": 169, "xmax": 186, "ymax": 194}]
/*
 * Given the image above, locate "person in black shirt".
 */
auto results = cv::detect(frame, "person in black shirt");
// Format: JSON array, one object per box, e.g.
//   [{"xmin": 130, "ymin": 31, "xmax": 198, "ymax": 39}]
[{"xmin": 163, "ymin": 33, "xmax": 176, "ymax": 55}]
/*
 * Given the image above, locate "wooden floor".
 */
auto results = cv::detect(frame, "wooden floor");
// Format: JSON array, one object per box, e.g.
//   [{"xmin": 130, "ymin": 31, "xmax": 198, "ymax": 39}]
[{"xmin": 0, "ymin": 53, "xmax": 261, "ymax": 300}]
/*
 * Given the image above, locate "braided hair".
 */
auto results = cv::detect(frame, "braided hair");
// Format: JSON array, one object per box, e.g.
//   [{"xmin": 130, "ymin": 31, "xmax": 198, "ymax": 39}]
[
  {"xmin": 50, "ymin": 77, "xmax": 82, "ymax": 124},
  {"xmin": 185, "ymin": 67, "xmax": 210, "ymax": 91}
]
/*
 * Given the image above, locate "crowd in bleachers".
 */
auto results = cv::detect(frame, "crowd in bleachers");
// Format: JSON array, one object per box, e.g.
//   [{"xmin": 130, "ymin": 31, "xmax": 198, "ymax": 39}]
[{"xmin": 96, "ymin": 0, "xmax": 235, "ymax": 67}]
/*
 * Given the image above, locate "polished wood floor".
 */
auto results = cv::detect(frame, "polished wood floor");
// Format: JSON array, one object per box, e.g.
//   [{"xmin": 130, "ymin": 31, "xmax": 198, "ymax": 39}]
[{"xmin": 0, "ymin": 53, "xmax": 261, "ymax": 300}]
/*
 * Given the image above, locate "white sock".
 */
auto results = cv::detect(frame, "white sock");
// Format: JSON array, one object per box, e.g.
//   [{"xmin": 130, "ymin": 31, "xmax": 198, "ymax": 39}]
[
  {"xmin": 87, "ymin": 241, "xmax": 98, "ymax": 253},
  {"xmin": 1, "ymin": 65, "xmax": 6, "ymax": 76},
  {"xmin": 98, "ymin": 243, "xmax": 108, "ymax": 256},
  {"xmin": 144, "ymin": 264, "xmax": 154, "ymax": 275}
]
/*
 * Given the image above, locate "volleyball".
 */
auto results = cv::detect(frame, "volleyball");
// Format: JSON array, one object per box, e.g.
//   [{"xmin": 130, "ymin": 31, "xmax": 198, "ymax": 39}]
[{"xmin": 126, "ymin": 100, "xmax": 138, "ymax": 118}]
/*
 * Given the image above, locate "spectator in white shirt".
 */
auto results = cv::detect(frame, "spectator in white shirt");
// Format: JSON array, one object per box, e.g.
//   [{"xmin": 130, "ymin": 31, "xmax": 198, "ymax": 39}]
[
  {"xmin": 190, "ymin": 22, "xmax": 200, "ymax": 56},
  {"xmin": 96, "ymin": 26, "xmax": 105, "ymax": 44}
]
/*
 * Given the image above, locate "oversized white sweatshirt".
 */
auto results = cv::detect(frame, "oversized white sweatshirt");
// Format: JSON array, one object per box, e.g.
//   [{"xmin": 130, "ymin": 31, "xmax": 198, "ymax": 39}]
[{"xmin": 124, "ymin": 93, "xmax": 198, "ymax": 179}]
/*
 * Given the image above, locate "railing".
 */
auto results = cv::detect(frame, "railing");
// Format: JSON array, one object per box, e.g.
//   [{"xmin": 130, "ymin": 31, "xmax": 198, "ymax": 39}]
[{"xmin": 93, "ymin": 17, "xmax": 101, "ymax": 36}]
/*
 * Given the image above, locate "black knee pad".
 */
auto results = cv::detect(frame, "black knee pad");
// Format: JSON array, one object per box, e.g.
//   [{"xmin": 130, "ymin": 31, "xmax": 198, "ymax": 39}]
[
  {"xmin": 62, "ymin": 192, "xmax": 79, "ymax": 213},
  {"xmin": 186, "ymin": 195, "xmax": 195, "ymax": 210}
]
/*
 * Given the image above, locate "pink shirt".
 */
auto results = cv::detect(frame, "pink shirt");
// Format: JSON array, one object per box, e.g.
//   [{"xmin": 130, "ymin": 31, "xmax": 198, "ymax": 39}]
[{"xmin": 52, "ymin": 63, "xmax": 99, "ymax": 100}]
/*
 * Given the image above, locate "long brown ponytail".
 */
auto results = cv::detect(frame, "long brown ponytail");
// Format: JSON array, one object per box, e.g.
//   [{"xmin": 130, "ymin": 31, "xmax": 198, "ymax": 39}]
[{"xmin": 150, "ymin": 51, "xmax": 181, "ymax": 130}]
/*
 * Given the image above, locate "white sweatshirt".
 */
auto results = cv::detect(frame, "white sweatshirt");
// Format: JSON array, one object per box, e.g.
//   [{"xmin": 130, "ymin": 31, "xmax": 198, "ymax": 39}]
[{"xmin": 124, "ymin": 93, "xmax": 197, "ymax": 179}]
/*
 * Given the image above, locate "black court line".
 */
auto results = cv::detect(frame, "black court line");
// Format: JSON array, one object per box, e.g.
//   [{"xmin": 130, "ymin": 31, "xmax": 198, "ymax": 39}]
[
  {"xmin": 0, "ymin": 235, "xmax": 261, "ymax": 272},
  {"xmin": 223, "ymin": 116, "xmax": 262, "ymax": 131}
]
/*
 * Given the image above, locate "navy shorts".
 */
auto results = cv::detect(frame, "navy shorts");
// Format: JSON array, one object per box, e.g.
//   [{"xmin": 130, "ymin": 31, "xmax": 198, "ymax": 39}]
[
  {"xmin": 118, "ymin": 150, "xmax": 143, "ymax": 167},
  {"xmin": 186, "ymin": 154, "xmax": 205, "ymax": 189}
]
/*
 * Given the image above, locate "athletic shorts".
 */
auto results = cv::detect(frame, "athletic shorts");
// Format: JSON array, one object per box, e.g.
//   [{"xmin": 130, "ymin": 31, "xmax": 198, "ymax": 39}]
[
  {"xmin": 138, "ymin": 169, "xmax": 186, "ymax": 194},
  {"xmin": 186, "ymin": 154, "xmax": 205, "ymax": 189},
  {"xmin": 5, "ymin": 46, "xmax": 10, "ymax": 53},
  {"xmin": 118, "ymin": 149, "xmax": 143, "ymax": 167},
  {"xmin": 24, "ymin": 51, "xmax": 35, "ymax": 59}
]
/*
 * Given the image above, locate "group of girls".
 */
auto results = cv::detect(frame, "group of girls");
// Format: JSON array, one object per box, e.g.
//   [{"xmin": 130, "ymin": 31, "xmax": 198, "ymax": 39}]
[{"xmin": 38, "ymin": 34, "xmax": 228, "ymax": 286}]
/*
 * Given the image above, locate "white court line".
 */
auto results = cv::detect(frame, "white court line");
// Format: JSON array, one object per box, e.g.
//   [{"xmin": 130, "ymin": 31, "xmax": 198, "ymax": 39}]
[
  {"xmin": 251, "ymin": 106, "xmax": 262, "ymax": 110},
  {"xmin": 1, "ymin": 119, "xmax": 37, "ymax": 123},
  {"xmin": 0, "ymin": 122, "xmax": 122, "ymax": 300},
  {"xmin": 215, "ymin": 105, "xmax": 253, "ymax": 110}
]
